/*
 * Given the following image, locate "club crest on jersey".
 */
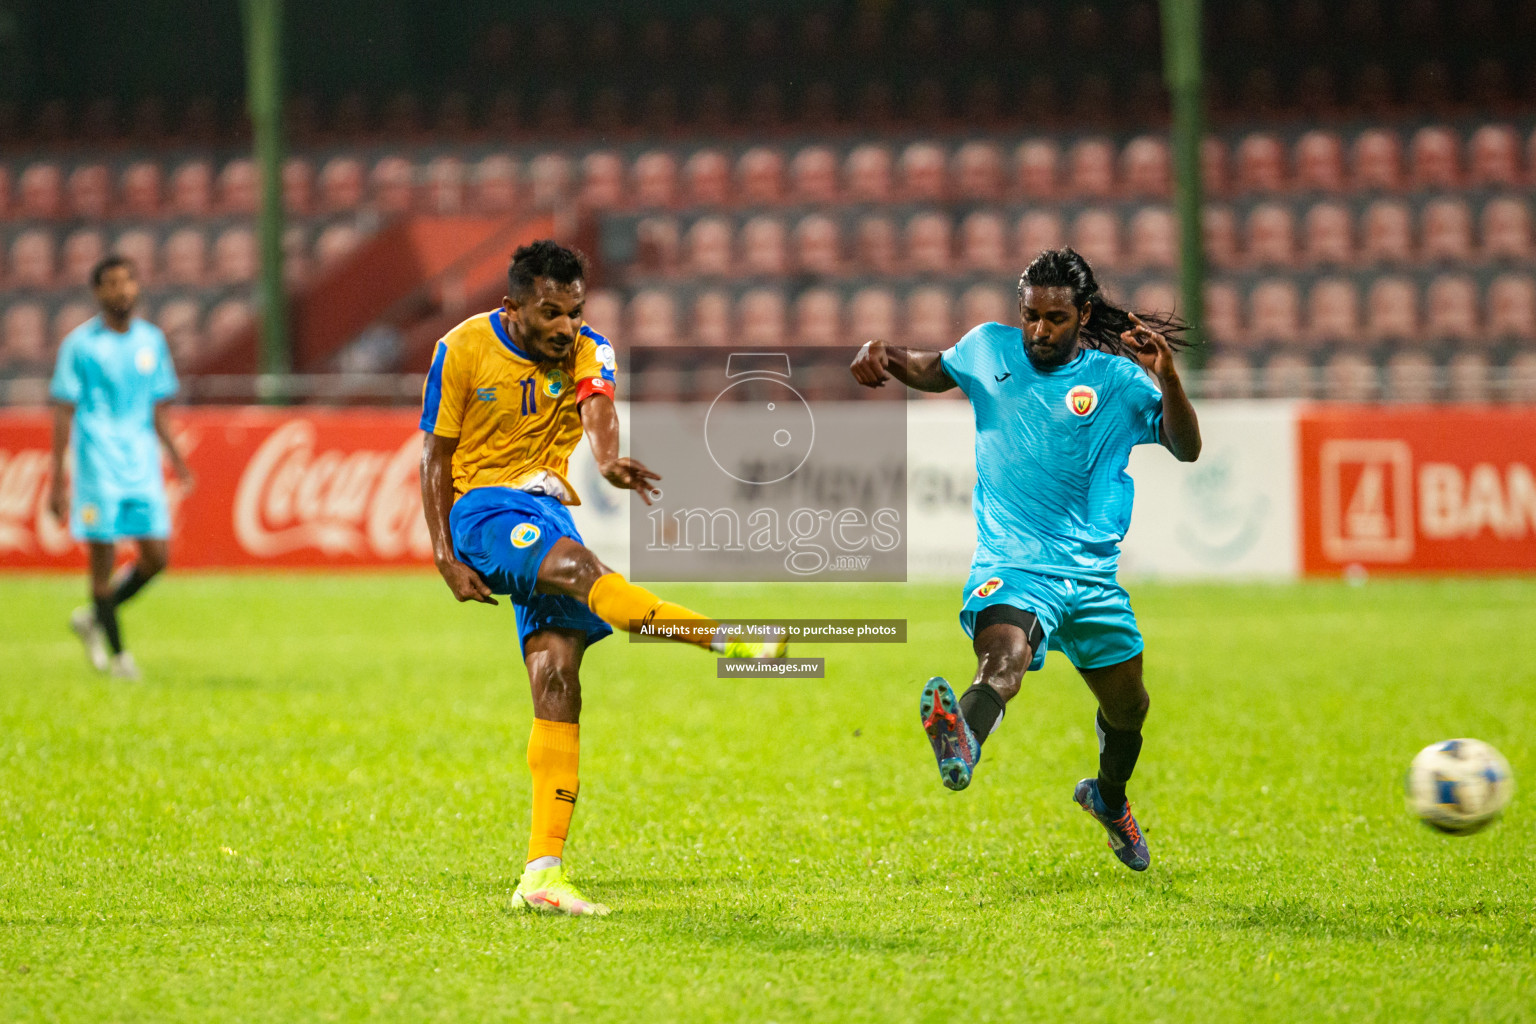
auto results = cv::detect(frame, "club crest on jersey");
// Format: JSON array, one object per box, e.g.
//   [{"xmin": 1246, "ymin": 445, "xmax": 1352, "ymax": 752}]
[
  {"xmin": 1066, "ymin": 384, "xmax": 1099, "ymax": 417},
  {"xmin": 543, "ymin": 369, "xmax": 569, "ymax": 399},
  {"xmin": 135, "ymin": 347, "xmax": 156, "ymax": 374},
  {"xmin": 510, "ymin": 523, "xmax": 541, "ymax": 548},
  {"xmin": 974, "ymin": 576, "xmax": 1004, "ymax": 598}
]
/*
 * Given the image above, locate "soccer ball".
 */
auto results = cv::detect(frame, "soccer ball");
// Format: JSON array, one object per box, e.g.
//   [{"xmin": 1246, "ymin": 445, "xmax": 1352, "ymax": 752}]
[{"xmin": 1406, "ymin": 738, "xmax": 1514, "ymax": 835}]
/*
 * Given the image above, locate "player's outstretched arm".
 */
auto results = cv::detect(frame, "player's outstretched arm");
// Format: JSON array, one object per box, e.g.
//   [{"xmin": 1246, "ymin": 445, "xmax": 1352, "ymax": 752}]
[
  {"xmin": 1123, "ymin": 315, "xmax": 1201, "ymax": 462},
  {"xmin": 579, "ymin": 393, "xmax": 661, "ymax": 505},
  {"xmin": 47, "ymin": 402, "xmax": 72, "ymax": 522},
  {"xmin": 419, "ymin": 431, "xmax": 497, "ymax": 604},
  {"xmin": 850, "ymin": 339, "xmax": 956, "ymax": 392}
]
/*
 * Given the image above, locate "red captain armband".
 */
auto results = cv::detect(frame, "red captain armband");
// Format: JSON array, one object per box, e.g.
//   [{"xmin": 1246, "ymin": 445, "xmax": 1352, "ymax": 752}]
[{"xmin": 576, "ymin": 377, "xmax": 615, "ymax": 403}]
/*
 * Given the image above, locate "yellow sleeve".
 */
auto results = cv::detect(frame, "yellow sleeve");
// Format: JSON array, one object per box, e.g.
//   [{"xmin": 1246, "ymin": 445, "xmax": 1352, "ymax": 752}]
[
  {"xmin": 419, "ymin": 339, "xmax": 468, "ymax": 437},
  {"xmin": 574, "ymin": 325, "xmax": 617, "ymax": 403}
]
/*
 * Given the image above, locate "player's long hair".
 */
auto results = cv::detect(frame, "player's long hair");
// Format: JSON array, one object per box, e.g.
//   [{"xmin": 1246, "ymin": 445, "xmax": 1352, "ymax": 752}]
[{"xmin": 1018, "ymin": 248, "xmax": 1194, "ymax": 358}]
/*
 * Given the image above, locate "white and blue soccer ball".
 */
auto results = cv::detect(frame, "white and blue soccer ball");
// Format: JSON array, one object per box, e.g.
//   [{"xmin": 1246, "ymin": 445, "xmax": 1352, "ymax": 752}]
[{"xmin": 1406, "ymin": 738, "xmax": 1514, "ymax": 835}]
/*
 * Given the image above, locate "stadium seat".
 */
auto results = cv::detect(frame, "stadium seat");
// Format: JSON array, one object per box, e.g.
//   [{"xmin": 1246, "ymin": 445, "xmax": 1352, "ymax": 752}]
[
  {"xmin": 1014, "ymin": 140, "xmax": 1060, "ymax": 199},
  {"xmin": 422, "ymin": 156, "xmax": 465, "ymax": 214},
  {"xmin": 793, "ymin": 287, "xmax": 842, "ymax": 345},
  {"xmin": 1249, "ymin": 279, "xmax": 1302, "ymax": 347},
  {"xmin": 632, "ymin": 150, "xmax": 678, "ymax": 210},
  {"xmin": 317, "ymin": 157, "xmax": 365, "ymax": 213},
  {"xmin": 953, "ymin": 141, "xmax": 1003, "ymax": 200},
  {"xmin": 1121, "ymin": 136, "xmax": 1171, "ymax": 198},
  {"xmin": 1447, "ymin": 351, "xmax": 1492, "ymax": 403},
  {"xmin": 1235, "ymin": 133, "xmax": 1286, "ymax": 194},
  {"xmin": 848, "ymin": 286, "xmax": 898, "ymax": 342},
  {"xmin": 1067, "ymin": 138, "xmax": 1116, "ymax": 199},
  {"xmin": 204, "ymin": 297, "xmax": 255, "ymax": 355},
  {"xmin": 960, "ymin": 284, "xmax": 1011, "ymax": 329},
  {"xmin": 154, "ymin": 297, "xmax": 204, "ymax": 364},
  {"xmin": 1420, "ymin": 198, "xmax": 1474, "ymax": 264},
  {"xmin": 855, "ymin": 215, "xmax": 899, "ymax": 275},
  {"xmin": 738, "ymin": 288, "xmax": 787, "ymax": 346},
  {"xmin": 1202, "ymin": 353, "xmax": 1256, "ymax": 399},
  {"xmin": 685, "ymin": 217, "xmax": 733, "ymax": 278},
  {"xmin": 788, "ymin": 146, "xmax": 839, "ymax": 205},
  {"xmin": 845, "ymin": 144, "xmax": 893, "ymax": 203},
  {"xmin": 111, "ymin": 228, "xmax": 157, "ymax": 286},
  {"xmin": 628, "ymin": 289, "xmax": 677, "ymax": 347},
  {"xmin": 1409, "ymin": 126, "xmax": 1461, "ymax": 190},
  {"xmin": 162, "ymin": 227, "xmax": 207, "ymax": 286},
  {"xmin": 740, "ymin": 216, "xmax": 788, "ymax": 277},
  {"xmin": 1301, "ymin": 202, "xmax": 1354, "ymax": 266},
  {"xmin": 737, "ymin": 147, "xmax": 786, "ymax": 206},
  {"xmin": 691, "ymin": 290, "xmax": 732, "ymax": 346},
  {"xmin": 793, "ymin": 214, "xmax": 841, "ymax": 277},
  {"xmin": 526, "ymin": 152, "xmax": 571, "ymax": 210},
  {"xmin": 18, "ymin": 162, "xmax": 64, "ymax": 219},
  {"xmin": 906, "ymin": 286, "xmax": 954, "ymax": 348},
  {"xmin": 119, "ymin": 160, "xmax": 163, "ymax": 217},
  {"xmin": 1306, "ymin": 277, "xmax": 1360, "ymax": 347},
  {"xmin": 1487, "ymin": 274, "xmax": 1536, "ymax": 342},
  {"xmin": 905, "ymin": 212, "xmax": 952, "ymax": 274},
  {"xmin": 168, "ymin": 160, "xmax": 214, "ymax": 216},
  {"xmin": 370, "ymin": 156, "xmax": 415, "ymax": 214},
  {"xmin": 217, "ymin": 159, "xmax": 259, "ymax": 215},
  {"xmin": 1481, "ymin": 197, "xmax": 1532, "ymax": 262},
  {"xmin": 1352, "ymin": 129, "xmax": 1403, "ymax": 191},
  {"xmin": 51, "ymin": 301, "xmax": 94, "ymax": 346},
  {"xmin": 1361, "ymin": 200, "xmax": 1414, "ymax": 264},
  {"xmin": 1200, "ymin": 138, "xmax": 1229, "ymax": 197},
  {"xmin": 1246, "ymin": 202, "xmax": 1297, "ymax": 268},
  {"xmin": 282, "ymin": 158, "xmax": 314, "ymax": 215},
  {"xmin": 315, "ymin": 223, "xmax": 363, "ymax": 270},
  {"xmin": 213, "ymin": 226, "xmax": 258, "ymax": 284},
  {"xmin": 1424, "ymin": 274, "xmax": 1481, "ymax": 345},
  {"xmin": 1203, "ymin": 282, "xmax": 1243, "ymax": 348},
  {"xmin": 682, "ymin": 149, "xmax": 730, "ymax": 208},
  {"xmin": 283, "ymin": 225, "xmax": 312, "ymax": 288},
  {"xmin": 1017, "ymin": 210, "xmax": 1064, "ymax": 259},
  {"xmin": 1467, "ymin": 125, "xmax": 1521, "ymax": 187},
  {"xmin": 1127, "ymin": 208, "xmax": 1177, "ymax": 271},
  {"xmin": 9, "ymin": 229, "xmax": 56, "ymax": 289},
  {"xmin": 61, "ymin": 229, "xmax": 106, "ymax": 288},
  {"xmin": 1293, "ymin": 131, "xmax": 1345, "ymax": 193},
  {"xmin": 1130, "ymin": 281, "xmax": 1179, "ymax": 320},
  {"xmin": 472, "ymin": 155, "xmax": 518, "ymax": 214},
  {"xmin": 1262, "ymin": 352, "xmax": 1315, "ymax": 398},
  {"xmin": 1202, "ymin": 206, "xmax": 1239, "ymax": 269},
  {"xmin": 1366, "ymin": 276, "xmax": 1420, "ymax": 344},
  {"xmin": 960, "ymin": 211, "xmax": 1009, "ymax": 273},
  {"xmin": 634, "ymin": 216, "xmax": 679, "ymax": 277},
  {"xmin": 66, "ymin": 163, "xmax": 111, "ymax": 220},
  {"xmin": 583, "ymin": 290, "xmax": 622, "ymax": 344},
  {"xmin": 899, "ymin": 142, "xmax": 947, "ymax": 201},
  {"xmin": 1070, "ymin": 208, "xmax": 1120, "ymax": 270},
  {"xmin": 0, "ymin": 302, "xmax": 48, "ymax": 367},
  {"xmin": 1323, "ymin": 352, "xmax": 1379, "ymax": 401}
]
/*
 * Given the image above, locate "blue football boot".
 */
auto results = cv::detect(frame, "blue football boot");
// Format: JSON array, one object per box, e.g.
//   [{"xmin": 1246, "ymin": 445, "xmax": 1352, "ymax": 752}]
[
  {"xmin": 1074, "ymin": 778, "xmax": 1150, "ymax": 872},
  {"xmin": 920, "ymin": 677, "xmax": 981, "ymax": 791}
]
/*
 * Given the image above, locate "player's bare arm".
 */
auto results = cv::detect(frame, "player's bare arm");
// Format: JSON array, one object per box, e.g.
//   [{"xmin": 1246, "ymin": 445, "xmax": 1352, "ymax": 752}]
[
  {"xmin": 1122, "ymin": 314, "xmax": 1202, "ymax": 463},
  {"xmin": 850, "ymin": 339, "xmax": 956, "ymax": 392},
  {"xmin": 578, "ymin": 392, "xmax": 660, "ymax": 505},
  {"xmin": 152, "ymin": 403, "xmax": 196, "ymax": 493},
  {"xmin": 419, "ymin": 431, "xmax": 497, "ymax": 604},
  {"xmin": 48, "ymin": 401, "xmax": 73, "ymax": 522}
]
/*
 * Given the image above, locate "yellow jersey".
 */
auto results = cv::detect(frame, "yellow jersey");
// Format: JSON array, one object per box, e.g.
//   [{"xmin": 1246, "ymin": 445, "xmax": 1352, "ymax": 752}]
[{"xmin": 419, "ymin": 310, "xmax": 616, "ymax": 504}]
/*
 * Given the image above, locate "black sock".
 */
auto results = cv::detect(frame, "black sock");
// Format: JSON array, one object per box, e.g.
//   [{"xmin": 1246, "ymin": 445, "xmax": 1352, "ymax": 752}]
[
  {"xmin": 111, "ymin": 565, "xmax": 154, "ymax": 606},
  {"xmin": 959, "ymin": 683, "xmax": 1006, "ymax": 745},
  {"xmin": 1095, "ymin": 709, "xmax": 1143, "ymax": 811},
  {"xmin": 94, "ymin": 595, "xmax": 123, "ymax": 655}
]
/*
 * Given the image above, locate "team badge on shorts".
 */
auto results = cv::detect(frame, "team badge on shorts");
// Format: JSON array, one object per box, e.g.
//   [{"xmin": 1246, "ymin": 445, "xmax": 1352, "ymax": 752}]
[
  {"xmin": 974, "ymin": 576, "xmax": 1004, "ymax": 598},
  {"xmin": 510, "ymin": 523, "xmax": 541, "ymax": 548},
  {"xmin": 1066, "ymin": 384, "xmax": 1098, "ymax": 417},
  {"xmin": 543, "ymin": 369, "xmax": 569, "ymax": 399},
  {"xmin": 80, "ymin": 503, "xmax": 99, "ymax": 526}
]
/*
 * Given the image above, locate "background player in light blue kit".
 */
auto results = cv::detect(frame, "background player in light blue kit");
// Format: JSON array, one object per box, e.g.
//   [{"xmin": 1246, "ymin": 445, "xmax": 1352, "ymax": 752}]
[
  {"xmin": 48, "ymin": 256, "xmax": 194, "ymax": 681},
  {"xmin": 850, "ymin": 248, "xmax": 1201, "ymax": 872}
]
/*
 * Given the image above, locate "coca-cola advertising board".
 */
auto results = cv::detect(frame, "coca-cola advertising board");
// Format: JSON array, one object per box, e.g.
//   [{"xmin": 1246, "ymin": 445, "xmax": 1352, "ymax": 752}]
[{"xmin": 1300, "ymin": 407, "xmax": 1536, "ymax": 575}]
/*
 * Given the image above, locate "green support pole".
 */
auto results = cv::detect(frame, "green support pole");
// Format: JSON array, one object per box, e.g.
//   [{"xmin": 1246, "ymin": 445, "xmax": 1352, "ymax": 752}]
[
  {"xmin": 242, "ymin": 0, "xmax": 289, "ymax": 384},
  {"xmin": 1160, "ymin": 0, "xmax": 1206, "ymax": 367}
]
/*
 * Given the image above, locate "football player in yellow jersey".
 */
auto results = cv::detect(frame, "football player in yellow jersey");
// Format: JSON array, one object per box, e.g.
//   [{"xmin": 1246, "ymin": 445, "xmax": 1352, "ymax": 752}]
[{"xmin": 420, "ymin": 241, "xmax": 786, "ymax": 917}]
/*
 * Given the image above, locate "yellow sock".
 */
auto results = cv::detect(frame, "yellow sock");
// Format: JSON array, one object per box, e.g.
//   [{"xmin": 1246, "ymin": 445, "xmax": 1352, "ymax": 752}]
[
  {"xmin": 527, "ymin": 719, "xmax": 580, "ymax": 863},
  {"xmin": 586, "ymin": 571, "xmax": 720, "ymax": 650}
]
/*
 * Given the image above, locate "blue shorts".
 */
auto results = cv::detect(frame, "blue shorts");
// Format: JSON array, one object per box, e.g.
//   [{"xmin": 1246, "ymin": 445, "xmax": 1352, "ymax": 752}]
[
  {"xmin": 449, "ymin": 487, "xmax": 612, "ymax": 654},
  {"xmin": 959, "ymin": 567, "xmax": 1143, "ymax": 672},
  {"xmin": 72, "ymin": 487, "xmax": 170, "ymax": 543}
]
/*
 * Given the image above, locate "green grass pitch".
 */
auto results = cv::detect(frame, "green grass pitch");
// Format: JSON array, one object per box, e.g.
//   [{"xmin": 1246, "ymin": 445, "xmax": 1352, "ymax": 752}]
[{"xmin": 0, "ymin": 573, "xmax": 1533, "ymax": 1022}]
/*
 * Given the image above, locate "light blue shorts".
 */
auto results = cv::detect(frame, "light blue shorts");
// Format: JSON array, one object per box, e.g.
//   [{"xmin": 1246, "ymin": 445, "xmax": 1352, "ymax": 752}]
[
  {"xmin": 959, "ymin": 567, "xmax": 1144, "ymax": 672},
  {"xmin": 72, "ymin": 487, "xmax": 170, "ymax": 543}
]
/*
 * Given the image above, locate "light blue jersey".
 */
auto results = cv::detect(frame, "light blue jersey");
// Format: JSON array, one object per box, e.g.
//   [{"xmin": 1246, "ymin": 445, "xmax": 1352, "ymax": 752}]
[
  {"xmin": 941, "ymin": 322, "xmax": 1164, "ymax": 584},
  {"xmin": 49, "ymin": 316, "xmax": 178, "ymax": 540}
]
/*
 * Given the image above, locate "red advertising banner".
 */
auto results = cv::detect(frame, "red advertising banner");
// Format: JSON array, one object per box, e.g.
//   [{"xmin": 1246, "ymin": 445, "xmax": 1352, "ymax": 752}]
[
  {"xmin": 0, "ymin": 409, "xmax": 431, "ymax": 569},
  {"xmin": 1300, "ymin": 407, "xmax": 1536, "ymax": 575}
]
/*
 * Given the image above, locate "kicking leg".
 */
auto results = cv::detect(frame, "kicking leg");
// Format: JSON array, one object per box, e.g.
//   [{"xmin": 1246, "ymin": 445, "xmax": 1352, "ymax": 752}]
[{"xmin": 1072, "ymin": 654, "xmax": 1150, "ymax": 871}]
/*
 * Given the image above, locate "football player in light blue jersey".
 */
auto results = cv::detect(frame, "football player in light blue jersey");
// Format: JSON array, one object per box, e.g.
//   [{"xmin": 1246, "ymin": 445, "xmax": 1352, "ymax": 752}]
[
  {"xmin": 851, "ymin": 248, "xmax": 1201, "ymax": 872},
  {"xmin": 48, "ymin": 255, "xmax": 194, "ymax": 681}
]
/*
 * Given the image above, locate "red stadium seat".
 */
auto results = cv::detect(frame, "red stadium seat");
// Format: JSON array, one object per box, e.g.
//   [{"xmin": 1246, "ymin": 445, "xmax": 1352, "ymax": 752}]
[
  {"xmin": 634, "ymin": 216, "xmax": 679, "ymax": 277},
  {"xmin": 952, "ymin": 141, "xmax": 1003, "ymax": 200},
  {"xmin": 282, "ymin": 157, "xmax": 314, "ymax": 215},
  {"xmin": 18, "ymin": 162, "xmax": 64, "ymax": 219},
  {"xmin": 582, "ymin": 290, "xmax": 622, "ymax": 344},
  {"xmin": 1070, "ymin": 208, "xmax": 1120, "ymax": 270},
  {"xmin": 1322, "ymin": 353, "xmax": 1379, "ymax": 401},
  {"xmin": 218, "ymin": 158, "xmax": 259, "ymax": 215},
  {"xmin": 62, "ymin": 229, "xmax": 106, "ymax": 288},
  {"xmin": 959, "ymin": 211, "xmax": 1009, "ymax": 273},
  {"xmin": 1234, "ymin": 133, "xmax": 1285, "ymax": 194},
  {"xmin": 1245, "ymin": 202, "xmax": 1297, "ymax": 268},
  {"xmin": 854, "ymin": 215, "xmax": 899, "ymax": 275},
  {"xmin": 905, "ymin": 212, "xmax": 952, "ymax": 274},
  {"xmin": 685, "ymin": 216, "xmax": 733, "ymax": 278},
  {"xmin": 1487, "ymin": 275, "xmax": 1536, "ymax": 341},
  {"xmin": 9, "ymin": 229, "xmax": 56, "ymax": 289},
  {"xmin": 628, "ymin": 289, "xmax": 678, "ymax": 347},
  {"xmin": 789, "ymin": 146, "xmax": 839, "ymax": 204},
  {"xmin": 849, "ymin": 286, "xmax": 898, "ymax": 341},
  {"xmin": 1067, "ymin": 138, "xmax": 1116, "ymax": 199},
  {"xmin": 422, "ymin": 156, "xmax": 465, "ymax": 214},
  {"xmin": 1386, "ymin": 350, "xmax": 1438, "ymax": 403},
  {"xmin": 51, "ymin": 301, "xmax": 94, "ymax": 346},
  {"xmin": 67, "ymin": 163, "xmax": 111, "ymax": 220},
  {"xmin": 1352, "ymin": 129, "xmax": 1403, "ymax": 191},
  {"xmin": 1262, "ymin": 352, "xmax": 1315, "ymax": 398},
  {"xmin": 1203, "ymin": 353, "xmax": 1256, "ymax": 399},
  {"xmin": 1361, "ymin": 200, "xmax": 1414, "ymax": 265},
  {"xmin": 526, "ymin": 152, "xmax": 571, "ymax": 210},
  {"xmin": 1293, "ymin": 131, "xmax": 1345, "ymax": 192},
  {"xmin": 1127, "ymin": 208, "xmax": 1177, "ymax": 271},
  {"xmin": 472, "ymin": 155, "xmax": 518, "ymax": 214},
  {"xmin": 1447, "ymin": 351, "xmax": 1492, "ymax": 404},
  {"xmin": 1366, "ymin": 276, "xmax": 1420, "ymax": 344},
  {"xmin": 845, "ymin": 144, "xmax": 893, "ymax": 204},
  {"xmin": 738, "ymin": 288, "xmax": 787, "ymax": 345},
  {"xmin": 120, "ymin": 161, "xmax": 163, "ymax": 217},
  {"xmin": 1409, "ymin": 126, "xmax": 1461, "ymax": 190},
  {"xmin": 683, "ymin": 149, "xmax": 730, "ymax": 207},
  {"xmin": 793, "ymin": 214, "xmax": 841, "ymax": 277},
  {"xmin": 1, "ymin": 302, "xmax": 48, "ymax": 366},
  {"xmin": 1016, "ymin": 210, "xmax": 1063, "ymax": 260},
  {"xmin": 1203, "ymin": 282, "xmax": 1243, "ymax": 348},
  {"xmin": 960, "ymin": 284, "xmax": 1011, "ymax": 330},
  {"xmin": 283, "ymin": 225, "xmax": 312, "ymax": 288},
  {"xmin": 1014, "ymin": 140, "xmax": 1060, "ymax": 199},
  {"xmin": 794, "ymin": 287, "xmax": 842, "ymax": 346},
  {"xmin": 1130, "ymin": 282, "xmax": 1179, "ymax": 319},
  {"xmin": 318, "ymin": 157, "xmax": 365, "ymax": 213},
  {"xmin": 1424, "ymin": 274, "xmax": 1482, "ymax": 345},
  {"xmin": 692, "ymin": 290, "xmax": 732, "ymax": 346},
  {"xmin": 370, "ymin": 156, "xmax": 415, "ymax": 214},
  {"xmin": 1306, "ymin": 277, "xmax": 1360, "ymax": 346},
  {"xmin": 162, "ymin": 226, "xmax": 207, "ymax": 286},
  {"xmin": 113, "ymin": 228, "xmax": 157, "ymax": 285},
  {"xmin": 213, "ymin": 226, "xmax": 258, "ymax": 285},
  {"xmin": 168, "ymin": 160, "xmax": 214, "ymax": 216},
  {"xmin": 632, "ymin": 150, "xmax": 677, "ymax": 210},
  {"xmin": 899, "ymin": 142, "xmax": 947, "ymax": 202},
  {"xmin": 1301, "ymin": 202, "xmax": 1353, "ymax": 267},
  {"xmin": 1250, "ymin": 279, "xmax": 1302, "ymax": 347},
  {"xmin": 314, "ymin": 223, "xmax": 363, "ymax": 270},
  {"xmin": 205, "ymin": 298, "xmax": 256, "ymax": 354},
  {"xmin": 1420, "ymin": 198, "xmax": 1474, "ymax": 264},
  {"xmin": 906, "ymin": 286, "xmax": 954, "ymax": 348},
  {"xmin": 1467, "ymin": 125, "xmax": 1521, "ymax": 188},
  {"xmin": 154, "ymin": 297, "xmax": 204, "ymax": 365},
  {"xmin": 1200, "ymin": 138, "xmax": 1229, "ymax": 197},
  {"xmin": 1481, "ymin": 197, "xmax": 1532, "ymax": 263},
  {"xmin": 1121, "ymin": 137, "xmax": 1171, "ymax": 199},
  {"xmin": 740, "ymin": 216, "xmax": 787, "ymax": 277},
  {"xmin": 1201, "ymin": 206, "xmax": 1239, "ymax": 269},
  {"xmin": 737, "ymin": 147, "xmax": 786, "ymax": 206},
  {"xmin": 579, "ymin": 152, "xmax": 625, "ymax": 211}
]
